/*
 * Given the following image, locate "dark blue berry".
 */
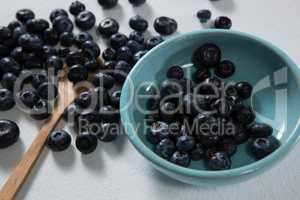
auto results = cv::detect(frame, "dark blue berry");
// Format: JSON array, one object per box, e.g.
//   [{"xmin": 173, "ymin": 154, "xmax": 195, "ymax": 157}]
[
  {"xmin": 60, "ymin": 32, "xmax": 74, "ymax": 47},
  {"xmin": 97, "ymin": 18, "xmax": 119, "ymax": 38},
  {"xmin": 232, "ymin": 104, "xmax": 255, "ymax": 125},
  {"xmin": 53, "ymin": 16, "xmax": 74, "ymax": 34},
  {"xmin": 146, "ymin": 121, "xmax": 169, "ymax": 145},
  {"xmin": 0, "ymin": 120, "xmax": 20, "ymax": 149},
  {"xmin": 31, "ymin": 73, "xmax": 48, "ymax": 89},
  {"xmin": 74, "ymin": 32, "xmax": 93, "ymax": 47},
  {"xmin": 0, "ymin": 89, "xmax": 15, "ymax": 110},
  {"xmin": 97, "ymin": 0, "xmax": 118, "ymax": 9},
  {"xmin": 65, "ymin": 51, "xmax": 85, "ymax": 66},
  {"xmin": 236, "ymin": 82, "xmax": 252, "ymax": 99},
  {"xmin": 50, "ymin": 9, "xmax": 68, "ymax": 22},
  {"xmin": 26, "ymin": 18, "xmax": 49, "ymax": 34},
  {"xmin": 68, "ymin": 64, "xmax": 88, "ymax": 83},
  {"xmin": 76, "ymin": 132, "xmax": 98, "ymax": 154},
  {"xmin": 126, "ymin": 40, "xmax": 143, "ymax": 54},
  {"xmin": 207, "ymin": 152, "xmax": 231, "ymax": 170},
  {"xmin": 47, "ymin": 130, "xmax": 72, "ymax": 152},
  {"xmin": 116, "ymin": 46, "xmax": 133, "ymax": 62},
  {"xmin": 43, "ymin": 28, "xmax": 59, "ymax": 45},
  {"xmin": 214, "ymin": 60, "xmax": 235, "ymax": 78},
  {"xmin": 250, "ymin": 136, "xmax": 280, "ymax": 160},
  {"xmin": 133, "ymin": 50, "xmax": 148, "ymax": 63},
  {"xmin": 8, "ymin": 20, "xmax": 22, "ymax": 31},
  {"xmin": 113, "ymin": 60, "xmax": 131, "ymax": 82},
  {"xmin": 84, "ymin": 58, "xmax": 98, "ymax": 72},
  {"xmin": 75, "ymin": 11, "xmax": 96, "ymax": 31},
  {"xmin": 170, "ymin": 151, "xmax": 191, "ymax": 167},
  {"xmin": 103, "ymin": 60, "xmax": 116, "ymax": 70},
  {"xmin": 154, "ymin": 16, "xmax": 178, "ymax": 35},
  {"xmin": 41, "ymin": 45, "xmax": 57, "ymax": 60},
  {"xmin": 37, "ymin": 82, "xmax": 58, "ymax": 101},
  {"xmin": 193, "ymin": 68, "xmax": 211, "ymax": 83},
  {"xmin": 0, "ymin": 26, "xmax": 12, "ymax": 40},
  {"xmin": 247, "ymin": 123, "xmax": 273, "ymax": 138},
  {"xmin": 155, "ymin": 139, "xmax": 175, "ymax": 159},
  {"xmin": 109, "ymin": 90, "xmax": 121, "ymax": 107},
  {"xmin": 176, "ymin": 135, "xmax": 196, "ymax": 152},
  {"xmin": 74, "ymin": 91, "xmax": 92, "ymax": 109},
  {"xmin": 197, "ymin": 9, "xmax": 212, "ymax": 23},
  {"xmin": 62, "ymin": 103, "xmax": 79, "ymax": 124},
  {"xmin": 81, "ymin": 40, "xmax": 101, "ymax": 58},
  {"xmin": 214, "ymin": 16, "xmax": 232, "ymax": 29},
  {"xmin": 69, "ymin": 1, "xmax": 86, "ymax": 16},
  {"xmin": 12, "ymin": 26, "xmax": 26, "ymax": 41},
  {"xmin": 18, "ymin": 89, "xmax": 39, "ymax": 108},
  {"xmin": 145, "ymin": 36, "xmax": 164, "ymax": 50},
  {"xmin": 99, "ymin": 105, "xmax": 119, "ymax": 123},
  {"xmin": 30, "ymin": 99, "xmax": 52, "ymax": 120},
  {"xmin": 110, "ymin": 33, "xmax": 128, "ymax": 50},
  {"xmin": 46, "ymin": 56, "xmax": 63, "ymax": 74},
  {"xmin": 18, "ymin": 33, "xmax": 43, "ymax": 52},
  {"xmin": 102, "ymin": 47, "xmax": 116, "ymax": 61},
  {"xmin": 92, "ymin": 72, "xmax": 115, "ymax": 89},
  {"xmin": 192, "ymin": 43, "xmax": 221, "ymax": 68},
  {"xmin": 0, "ymin": 57, "xmax": 21, "ymax": 75},
  {"xmin": 129, "ymin": 0, "xmax": 146, "ymax": 6},
  {"xmin": 129, "ymin": 15, "xmax": 148, "ymax": 32},
  {"xmin": 1, "ymin": 73, "xmax": 17, "ymax": 91},
  {"xmin": 129, "ymin": 31, "xmax": 144, "ymax": 44},
  {"xmin": 16, "ymin": 9, "xmax": 35, "ymax": 23},
  {"xmin": 97, "ymin": 123, "xmax": 119, "ymax": 142},
  {"xmin": 159, "ymin": 101, "xmax": 178, "ymax": 123},
  {"xmin": 58, "ymin": 48, "xmax": 70, "ymax": 58},
  {"xmin": 167, "ymin": 66, "xmax": 184, "ymax": 80}
]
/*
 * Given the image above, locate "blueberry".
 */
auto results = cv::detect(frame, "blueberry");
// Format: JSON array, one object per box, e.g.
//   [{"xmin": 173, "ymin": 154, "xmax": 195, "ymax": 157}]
[
  {"xmin": 46, "ymin": 56, "xmax": 63, "ymax": 74},
  {"xmin": 99, "ymin": 105, "xmax": 119, "ymax": 122},
  {"xmin": 92, "ymin": 72, "xmax": 115, "ymax": 89},
  {"xmin": 217, "ymin": 139, "xmax": 237, "ymax": 156},
  {"xmin": 129, "ymin": 15, "xmax": 148, "ymax": 32},
  {"xmin": 0, "ymin": 45, "xmax": 10, "ymax": 59},
  {"xmin": 116, "ymin": 46, "xmax": 133, "ymax": 62},
  {"xmin": 110, "ymin": 33, "xmax": 128, "ymax": 50},
  {"xmin": 31, "ymin": 73, "xmax": 48, "ymax": 89},
  {"xmin": 26, "ymin": 18, "xmax": 49, "ymax": 34},
  {"xmin": 250, "ymin": 136, "xmax": 280, "ymax": 160},
  {"xmin": 0, "ymin": 89, "xmax": 15, "ymax": 111},
  {"xmin": 166, "ymin": 66, "xmax": 184, "ymax": 80},
  {"xmin": 74, "ymin": 91, "xmax": 92, "ymax": 109},
  {"xmin": 211, "ymin": 98, "xmax": 233, "ymax": 117},
  {"xmin": 58, "ymin": 48, "xmax": 70, "ymax": 58},
  {"xmin": 126, "ymin": 40, "xmax": 143, "ymax": 54},
  {"xmin": 154, "ymin": 16, "xmax": 178, "ymax": 35},
  {"xmin": 70, "ymin": 1, "xmax": 86, "ymax": 16},
  {"xmin": 145, "ymin": 36, "xmax": 164, "ymax": 50},
  {"xmin": 236, "ymin": 82, "xmax": 252, "ymax": 99},
  {"xmin": 62, "ymin": 103, "xmax": 79, "ymax": 124},
  {"xmin": 109, "ymin": 90, "xmax": 121, "ymax": 107},
  {"xmin": 155, "ymin": 138, "xmax": 175, "ymax": 159},
  {"xmin": 65, "ymin": 51, "xmax": 85, "ymax": 66},
  {"xmin": 113, "ymin": 60, "xmax": 131, "ymax": 82},
  {"xmin": 97, "ymin": 0, "xmax": 118, "ymax": 9},
  {"xmin": 1, "ymin": 73, "xmax": 17, "ymax": 91},
  {"xmin": 94, "ymin": 87, "xmax": 110, "ymax": 107},
  {"xmin": 74, "ymin": 32, "xmax": 93, "ymax": 47},
  {"xmin": 10, "ymin": 47, "xmax": 24, "ymax": 63},
  {"xmin": 76, "ymin": 111, "xmax": 101, "ymax": 132},
  {"xmin": 8, "ymin": 20, "xmax": 22, "ymax": 31},
  {"xmin": 0, "ymin": 26, "xmax": 11, "ymax": 41},
  {"xmin": 182, "ymin": 94, "xmax": 199, "ymax": 117},
  {"xmin": 197, "ymin": 9, "xmax": 212, "ymax": 23},
  {"xmin": 160, "ymin": 79, "xmax": 183, "ymax": 98},
  {"xmin": 214, "ymin": 60, "xmax": 235, "ymax": 78},
  {"xmin": 97, "ymin": 123, "xmax": 119, "ymax": 142},
  {"xmin": 133, "ymin": 50, "xmax": 148, "ymax": 63},
  {"xmin": 59, "ymin": 32, "xmax": 74, "ymax": 47},
  {"xmin": 146, "ymin": 121, "xmax": 170, "ymax": 145},
  {"xmin": 84, "ymin": 58, "xmax": 98, "ymax": 72},
  {"xmin": 195, "ymin": 83, "xmax": 216, "ymax": 95},
  {"xmin": 192, "ymin": 43, "xmax": 221, "ymax": 68},
  {"xmin": 12, "ymin": 26, "xmax": 26, "ymax": 41},
  {"xmin": 191, "ymin": 144, "xmax": 205, "ymax": 161},
  {"xmin": 170, "ymin": 151, "xmax": 191, "ymax": 167},
  {"xmin": 50, "ymin": 9, "xmax": 68, "ymax": 22},
  {"xmin": 207, "ymin": 152, "xmax": 231, "ymax": 170},
  {"xmin": 146, "ymin": 95, "xmax": 160, "ymax": 111},
  {"xmin": 81, "ymin": 40, "xmax": 101, "ymax": 58},
  {"xmin": 53, "ymin": 16, "xmax": 74, "ymax": 34},
  {"xmin": 97, "ymin": 17, "xmax": 119, "ymax": 38},
  {"xmin": 47, "ymin": 130, "xmax": 71, "ymax": 152},
  {"xmin": 68, "ymin": 64, "xmax": 88, "ymax": 83},
  {"xmin": 76, "ymin": 132, "xmax": 98, "ymax": 154},
  {"xmin": 16, "ymin": 9, "xmax": 35, "ymax": 23},
  {"xmin": 179, "ymin": 78, "xmax": 194, "ymax": 94},
  {"xmin": 18, "ymin": 33, "xmax": 43, "ymax": 52},
  {"xmin": 30, "ymin": 99, "xmax": 52, "ymax": 120},
  {"xmin": 159, "ymin": 101, "xmax": 179, "ymax": 123},
  {"xmin": 41, "ymin": 45, "xmax": 58, "ymax": 60},
  {"xmin": 42, "ymin": 28, "xmax": 59, "ymax": 45},
  {"xmin": 23, "ymin": 54, "xmax": 44, "ymax": 69},
  {"xmin": 247, "ymin": 123, "xmax": 273, "ymax": 138},
  {"xmin": 102, "ymin": 47, "xmax": 116, "ymax": 61},
  {"xmin": 0, "ymin": 57, "xmax": 21, "ymax": 75},
  {"xmin": 103, "ymin": 61, "xmax": 116, "ymax": 71},
  {"xmin": 225, "ymin": 84, "xmax": 238, "ymax": 97},
  {"xmin": 129, "ymin": 31, "xmax": 144, "ymax": 44},
  {"xmin": 214, "ymin": 16, "xmax": 232, "ymax": 29},
  {"xmin": 37, "ymin": 82, "xmax": 58, "ymax": 101},
  {"xmin": 129, "ymin": 0, "xmax": 146, "ymax": 6},
  {"xmin": 75, "ymin": 11, "xmax": 96, "ymax": 31},
  {"xmin": 18, "ymin": 89, "xmax": 39, "ymax": 108},
  {"xmin": 0, "ymin": 120, "xmax": 20, "ymax": 149},
  {"xmin": 176, "ymin": 135, "xmax": 196, "ymax": 152},
  {"xmin": 193, "ymin": 68, "xmax": 211, "ymax": 83},
  {"xmin": 232, "ymin": 104, "xmax": 255, "ymax": 125}
]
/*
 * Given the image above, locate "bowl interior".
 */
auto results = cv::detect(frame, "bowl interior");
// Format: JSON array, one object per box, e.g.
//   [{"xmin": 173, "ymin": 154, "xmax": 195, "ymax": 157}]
[{"xmin": 121, "ymin": 30, "xmax": 300, "ymax": 172}]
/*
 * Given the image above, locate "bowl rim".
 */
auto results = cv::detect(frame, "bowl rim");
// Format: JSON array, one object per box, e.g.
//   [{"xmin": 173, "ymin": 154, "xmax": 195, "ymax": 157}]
[{"xmin": 120, "ymin": 29, "xmax": 300, "ymax": 178}]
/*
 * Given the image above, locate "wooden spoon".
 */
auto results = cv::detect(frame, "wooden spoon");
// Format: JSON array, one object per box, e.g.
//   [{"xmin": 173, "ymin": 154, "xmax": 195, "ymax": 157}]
[{"xmin": 0, "ymin": 71, "xmax": 78, "ymax": 200}]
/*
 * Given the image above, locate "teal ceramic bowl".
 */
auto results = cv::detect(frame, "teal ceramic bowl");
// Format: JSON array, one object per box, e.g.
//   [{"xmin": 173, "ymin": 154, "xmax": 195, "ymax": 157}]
[{"xmin": 120, "ymin": 30, "xmax": 300, "ymax": 185}]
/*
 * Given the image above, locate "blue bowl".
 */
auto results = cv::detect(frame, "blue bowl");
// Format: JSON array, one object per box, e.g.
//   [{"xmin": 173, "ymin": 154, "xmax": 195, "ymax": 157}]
[{"xmin": 120, "ymin": 30, "xmax": 300, "ymax": 185}]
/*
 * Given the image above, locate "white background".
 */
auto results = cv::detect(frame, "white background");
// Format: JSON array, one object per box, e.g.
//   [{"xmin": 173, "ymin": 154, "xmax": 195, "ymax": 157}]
[{"xmin": 1, "ymin": 0, "xmax": 300, "ymax": 199}]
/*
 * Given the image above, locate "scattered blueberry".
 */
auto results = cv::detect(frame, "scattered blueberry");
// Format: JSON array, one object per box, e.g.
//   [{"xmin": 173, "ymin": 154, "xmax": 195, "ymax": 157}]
[
  {"xmin": 1, "ymin": 73, "xmax": 17, "ymax": 91},
  {"xmin": 52, "ymin": 16, "xmax": 74, "ymax": 34},
  {"xmin": 154, "ymin": 16, "xmax": 178, "ymax": 35},
  {"xmin": 16, "ymin": 9, "xmax": 35, "ymax": 23},
  {"xmin": 129, "ymin": 31, "xmax": 144, "ymax": 44},
  {"xmin": 18, "ymin": 89, "xmax": 39, "ymax": 108},
  {"xmin": 250, "ymin": 136, "xmax": 280, "ymax": 160},
  {"xmin": 207, "ymin": 152, "xmax": 231, "ymax": 170},
  {"xmin": 75, "ymin": 11, "xmax": 96, "ymax": 31},
  {"xmin": 69, "ymin": 1, "xmax": 86, "ymax": 16},
  {"xmin": 247, "ymin": 123, "xmax": 273, "ymax": 138},
  {"xmin": 214, "ymin": 60, "xmax": 235, "ymax": 78},
  {"xmin": 155, "ymin": 139, "xmax": 175, "ymax": 159},
  {"xmin": 109, "ymin": 90, "xmax": 121, "ymax": 107},
  {"xmin": 68, "ymin": 64, "xmax": 88, "ymax": 83},
  {"xmin": 167, "ymin": 66, "xmax": 184, "ymax": 80},
  {"xmin": 76, "ymin": 132, "xmax": 98, "ymax": 154},
  {"xmin": 110, "ymin": 33, "xmax": 128, "ymax": 50},
  {"xmin": 97, "ymin": 0, "xmax": 118, "ymax": 9},
  {"xmin": 97, "ymin": 18, "xmax": 119, "ymax": 38},
  {"xmin": 0, "ymin": 120, "xmax": 20, "ymax": 149},
  {"xmin": 0, "ymin": 89, "xmax": 15, "ymax": 111},
  {"xmin": 197, "ymin": 9, "xmax": 212, "ymax": 23},
  {"xmin": 236, "ymin": 82, "xmax": 252, "ymax": 99},
  {"xmin": 30, "ymin": 99, "xmax": 52, "ymax": 120},
  {"xmin": 129, "ymin": 15, "xmax": 148, "ymax": 32},
  {"xmin": 37, "ymin": 82, "xmax": 58, "ymax": 101},
  {"xmin": 192, "ymin": 43, "xmax": 221, "ymax": 68},
  {"xmin": 92, "ymin": 72, "xmax": 115, "ymax": 89},
  {"xmin": 102, "ymin": 47, "xmax": 116, "ymax": 61},
  {"xmin": 145, "ymin": 36, "xmax": 164, "ymax": 50},
  {"xmin": 176, "ymin": 135, "xmax": 196, "ymax": 152},
  {"xmin": 47, "ymin": 130, "xmax": 72, "ymax": 152},
  {"xmin": 97, "ymin": 123, "xmax": 119, "ymax": 142},
  {"xmin": 214, "ymin": 16, "xmax": 232, "ymax": 29},
  {"xmin": 49, "ymin": 9, "xmax": 68, "ymax": 22},
  {"xmin": 60, "ymin": 32, "xmax": 75, "ymax": 47},
  {"xmin": 43, "ymin": 28, "xmax": 59, "ymax": 45},
  {"xmin": 170, "ymin": 151, "xmax": 191, "ymax": 167}
]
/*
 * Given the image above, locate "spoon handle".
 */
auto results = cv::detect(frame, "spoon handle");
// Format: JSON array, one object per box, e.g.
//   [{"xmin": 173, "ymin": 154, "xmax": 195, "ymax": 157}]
[{"xmin": 0, "ymin": 77, "xmax": 76, "ymax": 200}]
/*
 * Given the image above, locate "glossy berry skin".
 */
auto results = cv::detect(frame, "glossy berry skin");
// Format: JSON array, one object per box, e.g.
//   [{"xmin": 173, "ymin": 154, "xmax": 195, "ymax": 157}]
[
  {"xmin": 109, "ymin": 90, "xmax": 121, "ymax": 107},
  {"xmin": 146, "ymin": 121, "xmax": 169, "ymax": 145},
  {"xmin": 68, "ymin": 64, "xmax": 88, "ymax": 83},
  {"xmin": 176, "ymin": 135, "xmax": 196, "ymax": 152},
  {"xmin": 18, "ymin": 89, "xmax": 39, "ymax": 108},
  {"xmin": 160, "ymin": 79, "xmax": 182, "ymax": 98},
  {"xmin": 97, "ymin": 18, "xmax": 119, "ymax": 38},
  {"xmin": 62, "ymin": 103, "xmax": 79, "ymax": 124},
  {"xmin": 43, "ymin": 28, "xmax": 59, "ymax": 45},
  {"xmin": 191, "ymin": 144, "xmax": 205, "ymax": 161},
  {"xmin": 116, "ymin": 46, "xmax": 133, "ymax": 62},
  {"xmin": 129, "ymin": 15, "xmax": 148, "ymax": 32},
  {"xmin": 170, "ymin": 151, "xmax": 191, "ymax": 167},
  {"xmin": 69, "ymin": 1, "xmax": 86, "ymax": 16},
  {"xmin": 92, "ymin": 72, "xmax": 115, "ymax": 89},
  {"xmin": 76, "ymin": 132, "xmax": 98, "ymax": 154},
  {"xmin": 167, "ymin": 66, "xmax": 184, "ymax": 80},
  {"xmin": 81, "ymin": 40, "xmax": 101, "ymax": 58},
  {"xmin": 236, "ymin": 82, "xmax": 252, "ymax": 99},
  {"xmin": 247, "ymin": 123, "xmax": 273, "ymax": 138},
  {"xmin": 214, "ymin": 60, "xmax": 235, "ymax": 78},
  {"xmin": 46, "ymin": 56, "xmax": 63, "ymax": 74},
  {"xmin": 0, "ymin": 57, "xmax": 21, "ymax": 75},
  {"xmin": 74, "ymin": 32, "xmax": 93, "ymax": 47},
  {"xmin": 232, "ymin": 104, "xmax": 255, "ymax": 125},
  {"xmin": 37, "ymin": 82, "xmax": 58, "ymax": 101},
  {"xmin": 97, "ymin": 123, "xmax": 119, "ymax": 142},
  {"xmin": 84, "ymin": 58, "xmax": 98, "ymax": 72},
  {"xmin": 8, "ymin": 20, "xmax": 22, "ymax": 31},
  {"xmin": 102, "ymin": 47, "xmax": 116, "ymax": 61},
  {"xmin": 250, "ymin": 136, "xmax": 280, "ymax": 160},
  {"xmin": 129, "ymin": 0, "xmax": 146, "ymax": 6},
  {"xmin": 30, "ymin": 99, "xmax": 52, "ymax": 120},
  {"xmin": 60, "ymin": 32, "xmax": 74, "ymax": 47},
  {"xmin": 0, "ymin": 26, "xmax": 11, "ymax": 41},
  {"xmin": 75, "ymin": 11, "xmax": 96, "ymax": 31},
  {"xmin": 207, "ymin": 152, "xmax": 231, "ymax": 170},
  {"xmin": 97, "ymin": 0, "xmax": 118, "ymax": 9},
  {"xmin": 197, "ymin": 9, "xmax": 212, "ymax": 23},
  {"xmin": 154, "ymin": 16, "xmax": 178, "ymax": 35},
  {"xmin": 74, "ymin": 91, "xmax": 92, "ymax": 109},
  {"xmin": 192, "ymin": 43, "xmax": 221, "ymax": 68},
  {"xmin": 0, "ymin": 89, "xmax": 15, "ymax": 111},
  {"xmin": 109, "ymin": 33, "xmax": 128, "ymax": 50},
  {"xmin": 129, "ymin": 31, "xmax": 144, "ymax": 44},
  {"xmin": 53, "ymin": 16, "xmax": 74, "ymax": 34},
  {"xmin": 12, "ymin": 26, "xmax": 26, "ymax": 41},
  {"xmin": 0, "ymin": 120, "xmax": 20, "ymax": 149},
  {"xmin": 49, "ymin": 9, "xmax": 68, "ymax": 22},
  {"xmin": 126, "ymin": 40, "xmax": 143, "ymax": 54},
  {"xmin": 41, "ymin": 45, "xmax": 57, "ymax": 60},
  {"xmin": 26, "ymin": 18, "xmax": 49, "ymax": 34},
  {"xmin": 99, "ymin": 105, "xmax": 119, "ymax": 123},
  {"xmin": 145, "ymin": 36, "xmax": 164, "ymax": 50},
  {"xmin": 133, "ymin": 50, "xmax": 148, "ymax": 63},
  {"xmin": 31, "ymin": 73, "xmax": 48, "ymax": 89},
  {"xmin": 214, "ymin": 16, "xmax": 232, "ymax": 29},
  {"xmin": 113, "ymin": 60, "xmax": 131, "ymax": 82},
  {"xmin": 1, "ymin": 73, "xmax": 17, "ymax": 91},
  {"xmin": 193, "ymin": 68, "xmax": 211, "ymax": 83},
  {"xmin": 47, "ymin": 130, "xmax": 71, "ymax": 152},
  {"xmin": 16, "ymin": 9, "xmax": 35, "ymax": 23},
  {"xmin": 155, "ymin": 139, "xmax": 175, "ymax": 159},
  {"xmin": 65, "ymin": 51, "xmax": 85, "ymax": 66},
  {"xmin": 159, "ymin": 101, "xmax": 178, "ymax": 123},
  {"xmin": 18, "ymin": 33, "xmax": 43, "ymax": 52}
]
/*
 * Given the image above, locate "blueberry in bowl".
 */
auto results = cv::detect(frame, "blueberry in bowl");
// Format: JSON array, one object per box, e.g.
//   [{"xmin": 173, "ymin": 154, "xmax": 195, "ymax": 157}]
[{"xmin": 121, "ymin": 30, "xmax": 300, "ymax": 185}]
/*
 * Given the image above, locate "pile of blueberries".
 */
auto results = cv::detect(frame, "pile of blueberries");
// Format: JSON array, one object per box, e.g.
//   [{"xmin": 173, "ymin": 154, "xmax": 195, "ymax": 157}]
[{"xmin": 145, "ymin": 43, "xmax": 280, "ymax": 170}]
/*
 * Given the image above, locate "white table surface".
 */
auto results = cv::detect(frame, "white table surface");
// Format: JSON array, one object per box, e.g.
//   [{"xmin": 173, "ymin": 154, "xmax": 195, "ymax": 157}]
[{"xmin": 1, "ymin": 0, "xmax": 300, "ymax": 199}]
